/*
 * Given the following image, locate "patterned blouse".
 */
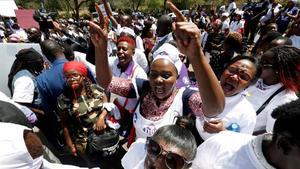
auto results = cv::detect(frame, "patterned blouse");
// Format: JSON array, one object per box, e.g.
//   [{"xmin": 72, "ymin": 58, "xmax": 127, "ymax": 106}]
[{"xmin": 108, "ymin": 77, "xmax": 204, "ymax": 121}]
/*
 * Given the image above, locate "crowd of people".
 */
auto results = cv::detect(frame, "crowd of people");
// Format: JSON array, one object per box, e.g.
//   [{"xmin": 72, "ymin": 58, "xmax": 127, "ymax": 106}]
[{"xmin": 1, "ymin": 0, "xmax": 300, "ymax": 168}]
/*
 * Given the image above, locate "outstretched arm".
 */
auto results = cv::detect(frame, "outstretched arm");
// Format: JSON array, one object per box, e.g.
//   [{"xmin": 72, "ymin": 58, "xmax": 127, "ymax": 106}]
[
  {"xmin": 89, "ymin": 3, "xmax": 112, "ymax": 90},
  {"xmin": 168, "ymin": 0, "xmax": 225, "ymax": 117}
]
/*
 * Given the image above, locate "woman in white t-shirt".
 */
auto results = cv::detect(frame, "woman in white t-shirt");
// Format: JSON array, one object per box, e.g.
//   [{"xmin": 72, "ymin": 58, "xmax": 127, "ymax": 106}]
[
  {"xmin": 196, "ymin": 55, "xmax": 258, "ymax": 141},
  {"xmin": 246, "ymin": 45, "xmax": 300, "ymax": 134}
]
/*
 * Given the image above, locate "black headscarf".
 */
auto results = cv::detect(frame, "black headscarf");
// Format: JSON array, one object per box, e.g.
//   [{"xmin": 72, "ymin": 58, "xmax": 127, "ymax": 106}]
[{"xmin": 8, "ymin": 48, "xmax": 44, "ymax": 95}]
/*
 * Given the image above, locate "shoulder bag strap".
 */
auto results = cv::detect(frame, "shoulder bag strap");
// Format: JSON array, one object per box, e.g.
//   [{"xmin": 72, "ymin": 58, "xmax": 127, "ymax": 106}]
[{"xmin": 256, "ymin": 87, "xmax": 285, "ymax": 115}]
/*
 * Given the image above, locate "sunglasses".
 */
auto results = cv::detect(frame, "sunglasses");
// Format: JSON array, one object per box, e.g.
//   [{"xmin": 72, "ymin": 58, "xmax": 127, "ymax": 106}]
[{"xmin": 146, "ymin": 137, "xmax": 192, "ymax": 169}]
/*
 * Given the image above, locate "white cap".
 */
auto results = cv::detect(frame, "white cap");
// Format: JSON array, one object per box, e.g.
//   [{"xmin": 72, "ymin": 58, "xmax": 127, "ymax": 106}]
[
  {"xmin": 117, "ymin": 26, "xmax": 136, "ymax": 37},
  {"xmin": 0, "ymin": 123, "xmax": 43, "ymax": 169},
  {"xmin": 152, "ymin": 43, "xmax": 182, "ymax": 73}
]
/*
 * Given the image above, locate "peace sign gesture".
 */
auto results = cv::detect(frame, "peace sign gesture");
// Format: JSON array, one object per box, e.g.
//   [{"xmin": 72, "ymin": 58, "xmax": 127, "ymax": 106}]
[{"xmin": 89, "ymin": 3, "xmax": 109, "ymax": 49}]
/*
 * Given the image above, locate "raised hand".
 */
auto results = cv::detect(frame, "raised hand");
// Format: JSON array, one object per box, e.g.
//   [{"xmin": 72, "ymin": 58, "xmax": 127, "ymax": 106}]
[
  {"xmin": 167, "ymin": 0, "xmax": 202, "ymax": 61},
  {"xmin": 88, "ymin": 3, "xmax": 109, "ymax": 49},
  {"xmin": 166, "ymin": 0, "xmax": 186, "ymax": 22},
  {"xmin": 172, "ymin": 22, "xmax": 202, "ymax": 61},
  {"xmin": 167, "ymin": 0, "xmax": 225, "ymax": 117}
]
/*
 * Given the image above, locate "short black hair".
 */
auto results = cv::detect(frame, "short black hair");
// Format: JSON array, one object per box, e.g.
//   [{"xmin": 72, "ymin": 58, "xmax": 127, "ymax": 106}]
[
  {"xmin": 272, "ymin": 99, "xmax": 300, "ymax": 149},
  {"xmin": 40, "ymin": 39, "xmax": 64, "ymax": 62}
]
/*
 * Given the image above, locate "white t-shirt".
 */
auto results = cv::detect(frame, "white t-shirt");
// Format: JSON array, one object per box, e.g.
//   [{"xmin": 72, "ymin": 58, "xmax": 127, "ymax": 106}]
[
  {"xmin": 110, "ymin": 58, "xmax": 147, "ymax": 111},
  {"xmin": 245, "ymin": 79, "xmax": 298, "ymax": 132},
  {"xmin": 192, "ymin": 131, "xmax": 276, "ymax": 169},
  {"xmin": 135, "ymin": 35, "xmax": 145, "ymax": 52},
  {"xmin": 12, "ymin": 70, "xmax": 35, "ymax": 104},
  {"xmin": 196, "ymin": 92, "xmax": 256, "ymax": 140},
  {"xmin": 221, "ymin": 19, "xmax": 230, "ymax": 33},
  {"xmin": 133, "ymin": 48, "xmax": 149, "ymax": 73},
  {"xmin": 121, "ymin": 138, "xmax": 147, "ymax": 169},
  {"xmin": 229, "ymin": 20, "xmax": 244, "ymax": 33},
  {"xmin": 290, "ymin": 35, "xmax": 300, "ymax": 49}
]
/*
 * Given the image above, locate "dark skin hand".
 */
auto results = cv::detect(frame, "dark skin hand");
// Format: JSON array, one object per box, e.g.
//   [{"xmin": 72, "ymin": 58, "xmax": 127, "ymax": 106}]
[{"xmin": 203, "ymin": 119, "xmax": 226, "ymax": 133}]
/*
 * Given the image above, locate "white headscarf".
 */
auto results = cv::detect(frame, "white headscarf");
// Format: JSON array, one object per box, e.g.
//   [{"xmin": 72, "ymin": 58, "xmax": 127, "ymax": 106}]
[{"xmin": 152, "ymin": 43, "xmax": 182, "ymax": 73}]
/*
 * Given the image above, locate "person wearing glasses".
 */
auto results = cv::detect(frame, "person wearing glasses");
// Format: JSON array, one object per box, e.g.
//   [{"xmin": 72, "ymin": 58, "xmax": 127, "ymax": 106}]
[
  {"xmin": 192, "ymin": 99, "xmax": 300, "ymax": 169},
  {"xmin": 195, "ymin": 55, "xmax": 258, "ymax": 142},
  {"xmin": 88, "ymin": 1, "xmax": 225, "ymax": 144},
  {"xmin": 57, "ymin": 61, "xmax": 117, "ymax": 158},
  {"xmin": 245, "ymin": 45, "xmax": 300, "ymax": 135},
  {"xmin": 122, "ymin": 123, "xmax": 197, "ymax": 169}
]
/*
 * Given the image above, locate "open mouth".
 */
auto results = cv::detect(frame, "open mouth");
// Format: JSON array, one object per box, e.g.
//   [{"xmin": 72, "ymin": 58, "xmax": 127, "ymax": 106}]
[
  {"xmin": 222, "ymin": 81, "xmax": 235, "ymax": 93},
  {"xmin": 154, "ymin": 86, "xmax": 165, "ymax": 95}
]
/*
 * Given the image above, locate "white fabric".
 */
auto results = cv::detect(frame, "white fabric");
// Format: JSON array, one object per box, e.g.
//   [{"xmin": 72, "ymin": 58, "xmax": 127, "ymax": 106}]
[
  {"xmin": 221, "ymin": 18, "xmax": 230, "ymax": 33},
  {"xmin": 152, "ymin": 43, "xmax": 182, "ymax": 74},
  {"xmin": 42, "ymin": 159, "xmax": 95, "ymax": 169},
  {"xmin": 196, "ymin": 92, "xmax": 256, "ymax": 140},
  {"xmin": 14, "ymin": 28, "xmax": 28, "ymax": 41},
  {"xmin": 0, "ymin": 91, "xmax": 37, "ymax": 123},
  {"xmin": 12, "ymin": 70, "xmax": 35, "ymax": 104},
  {"xmin": 227, "ymin": 2, "xmax": 237, "ymax": 14},
  {"xmin": 260, "ymin": 3, "xmax": 282, "ymax": 25},
  {"xmin": 133, "ymin": 48, "xmax": 149, "ymax": 73},
  {"xmin": 192, "ymin": 131, "xmax": 275, "ymax": 169},
  {"xmin": 117, "ymin": 26, "xmax": 136, "ymax": 37},
  {"xmin": 0, "ymin": 122, "xmax": 43, "ymax": 169},
  {"xmin": 229, "ymin": 20, "xmax": 244, "ymax": 33},
  {"xmin": 73, "ymin": 51, "xmax": 96, "ymax": 79},
  {"xmin": 245, "ymin": 79, "xmax": 298, "ymax": 132},
  {"xmin": 0, "ymin": 122, "xmax": 93, "ymax": 169},
  {"xmin": 0, "ymin": 0, "xmax": 18, "ymax": 17},
  {"xmin": 110, "ymin": 57, "xmax": 147, "ymax": 111},
  {"xmin": 135, "ymin": 35, "xmax": 145, "ymax": 52},
  {"xmin": 121, "ymin": 138, "xmax": 147, "ymax": 169},
  {"xmin": 151, "ymin": 32, "xmax": 173, "ymax": 54},
  {"xmin": 290, "ymin": 35, "xmax": 300, "ymax": 49},
  {"xmin": 133, "ymin": 88, "xmax": 185, "ymax": 139}
]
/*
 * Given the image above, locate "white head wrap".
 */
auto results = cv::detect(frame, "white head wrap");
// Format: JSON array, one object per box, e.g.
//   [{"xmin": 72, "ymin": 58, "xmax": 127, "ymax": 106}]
[
  {"xmin": 0, "ymin": 123, "xmax": 43, "ymax": 169},
  {"xmin": 117, "ymin": 26, "xmax": 136, "ymax": 37},
  {"xmin": 152, "ymin": 43, "xmax": 182, "ymax": 73}
]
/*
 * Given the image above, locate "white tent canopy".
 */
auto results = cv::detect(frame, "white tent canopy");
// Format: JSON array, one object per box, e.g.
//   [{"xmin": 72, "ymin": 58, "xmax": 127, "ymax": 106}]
[{"xmin": 0, "ymin": 0, "xmax": 18, "ymax": 17}]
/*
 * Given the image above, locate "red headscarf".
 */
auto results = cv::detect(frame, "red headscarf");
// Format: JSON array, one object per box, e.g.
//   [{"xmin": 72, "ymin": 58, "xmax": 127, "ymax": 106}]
[
  {"xmin": 63, "ymin": 61, "xmax": 87, "ymax": 77},
  {"xmin": 118, "ymin": 36, "xmax": 136, "ymax": 47}
]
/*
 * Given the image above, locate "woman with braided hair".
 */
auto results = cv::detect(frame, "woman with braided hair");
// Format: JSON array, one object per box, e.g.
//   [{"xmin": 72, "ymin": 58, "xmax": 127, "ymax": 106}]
[
  {"xmin": 245, "ymin": 45, "xmax": 300, "ymax": 134},
  {"xmin": 8, "ymin": 48, "xmax": 45, "ymax": 118},
  {"xmin": 57, "ymin": 61, "xmax": 118, "ymax": 159}
]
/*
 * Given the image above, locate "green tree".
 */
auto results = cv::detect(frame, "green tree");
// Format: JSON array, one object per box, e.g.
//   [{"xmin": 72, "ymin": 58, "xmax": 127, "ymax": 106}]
[{"xmin": 60, "ymin": 0, "xmax": 93, "ymax": 20}]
